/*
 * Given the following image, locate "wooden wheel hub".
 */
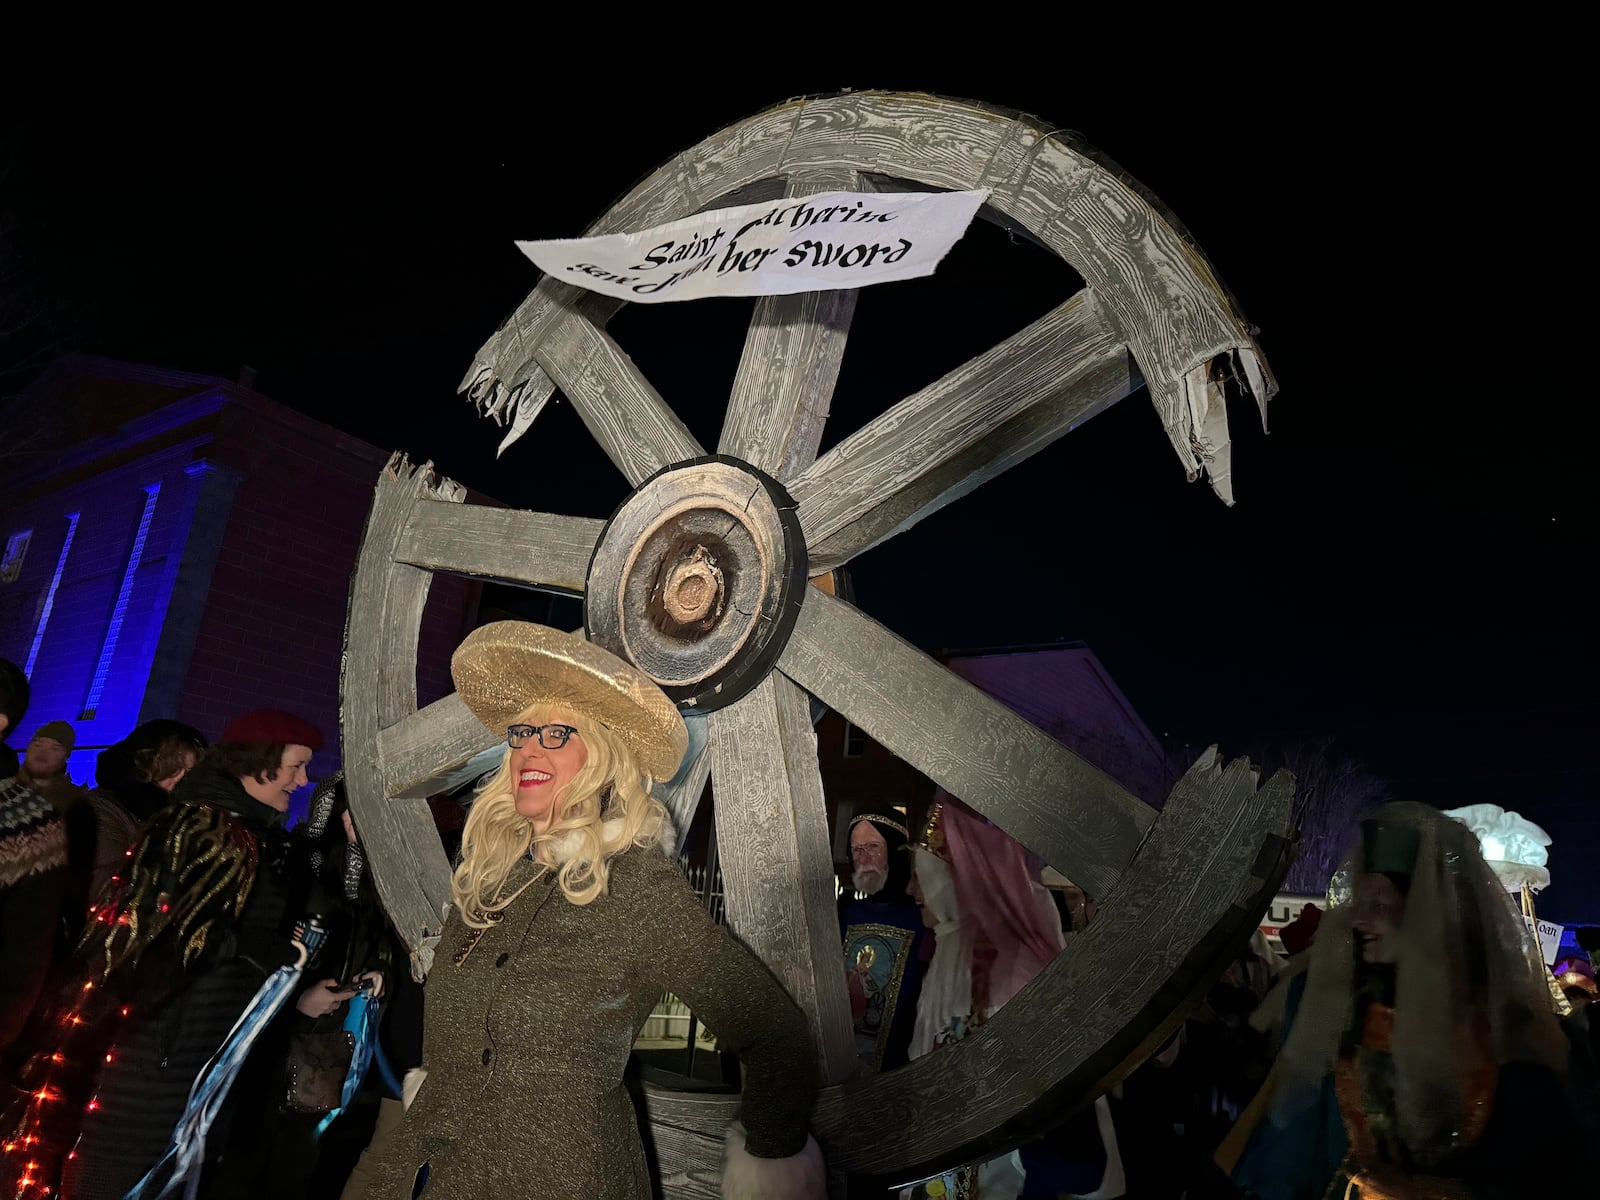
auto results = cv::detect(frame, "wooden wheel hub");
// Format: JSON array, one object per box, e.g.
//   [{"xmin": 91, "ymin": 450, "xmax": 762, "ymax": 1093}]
[
  {"xmin": 659, "ymin": 543, "xmax": 724, "ymax": 628},
  {"xmin": 344, "ymin": 92, "xmax": 1290, "ymax": 1196},
  {"xmin": 585, "ymin": 455, "xmax": 806, "ymax": 711}
]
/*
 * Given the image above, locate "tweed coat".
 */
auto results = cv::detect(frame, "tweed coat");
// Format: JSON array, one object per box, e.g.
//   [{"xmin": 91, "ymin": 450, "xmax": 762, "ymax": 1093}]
[{"xmin": 350, "ymin": 841, "xmax": 818, "ymax": 1199}]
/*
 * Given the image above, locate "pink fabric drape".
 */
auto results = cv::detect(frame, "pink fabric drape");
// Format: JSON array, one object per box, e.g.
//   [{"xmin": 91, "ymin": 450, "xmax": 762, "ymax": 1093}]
[{"xmin": 942, "ymin": 796, "xmax": 1066, "ymax": 1012}]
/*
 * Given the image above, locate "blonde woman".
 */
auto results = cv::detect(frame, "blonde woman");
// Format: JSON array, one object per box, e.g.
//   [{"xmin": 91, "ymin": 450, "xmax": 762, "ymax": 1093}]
[{"xmin": 348, "ymin": 621, "xmax": 823, "ymax": 1200}]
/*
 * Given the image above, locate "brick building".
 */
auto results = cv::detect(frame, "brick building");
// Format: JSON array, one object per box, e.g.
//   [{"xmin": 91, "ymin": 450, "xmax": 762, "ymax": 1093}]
[{"xmin": 0, "ymin": 356, "xmax": 485, "ymax": 811}]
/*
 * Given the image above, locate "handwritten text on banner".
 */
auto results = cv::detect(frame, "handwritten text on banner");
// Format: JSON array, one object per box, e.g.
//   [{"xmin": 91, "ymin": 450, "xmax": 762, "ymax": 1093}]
[{"xmin": 516, "ymin": 190, "xmax": 989, "ymax": 304}]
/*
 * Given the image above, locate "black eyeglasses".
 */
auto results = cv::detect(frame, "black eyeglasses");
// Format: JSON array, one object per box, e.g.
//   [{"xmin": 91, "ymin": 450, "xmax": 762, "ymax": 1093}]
[{"xmin": 506, "ymin": 723, "xmax": 580, "ymax": 750}]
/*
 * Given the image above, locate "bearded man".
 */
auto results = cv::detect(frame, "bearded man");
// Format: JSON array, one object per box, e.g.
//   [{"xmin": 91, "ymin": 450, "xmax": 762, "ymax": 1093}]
[{"xmin": 839, "ymin": 804, "xmax": 930, "ymax": 1072}]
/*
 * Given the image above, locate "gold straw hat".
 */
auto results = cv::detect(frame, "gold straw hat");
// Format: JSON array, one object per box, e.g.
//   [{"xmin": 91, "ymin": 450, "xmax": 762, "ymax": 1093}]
[{"xmin": 450, "ymin": 621, "xmax": 688, "ymax": 781}]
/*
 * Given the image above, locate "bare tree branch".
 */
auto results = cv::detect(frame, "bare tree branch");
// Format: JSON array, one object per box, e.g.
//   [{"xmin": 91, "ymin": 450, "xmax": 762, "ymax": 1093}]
[{"xmin": 1252, "ymin": 734, "xmax": 1393, "ymax": 894}]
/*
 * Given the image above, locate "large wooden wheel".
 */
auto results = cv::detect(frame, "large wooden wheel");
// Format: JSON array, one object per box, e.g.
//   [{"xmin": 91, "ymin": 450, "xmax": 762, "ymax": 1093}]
[{"xmin": 343, "ymin": 91, "xmax": 1295, "ymax": 1195}]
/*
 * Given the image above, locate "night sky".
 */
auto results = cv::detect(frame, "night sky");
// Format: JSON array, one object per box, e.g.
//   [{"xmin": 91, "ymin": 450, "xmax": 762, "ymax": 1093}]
[{"xmin": 4, "ymin": 62, "xmax": 1593, "ymax": 916}]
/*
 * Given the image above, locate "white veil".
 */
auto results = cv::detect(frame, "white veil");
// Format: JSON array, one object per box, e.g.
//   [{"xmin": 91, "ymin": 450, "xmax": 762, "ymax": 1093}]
[{"xmin": 1271, "ymin": 801, "xmax": 1567, "ymax": 1158}]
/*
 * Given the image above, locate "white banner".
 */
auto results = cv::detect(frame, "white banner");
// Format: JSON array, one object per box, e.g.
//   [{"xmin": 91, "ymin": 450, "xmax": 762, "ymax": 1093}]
[
  {"xmin": 1525, "ymin": 916, "xmax": 1565, "ymax": 966},
  {"xmin": 516, "ymin": 189, "xmax": 989, "ymax": 304}
]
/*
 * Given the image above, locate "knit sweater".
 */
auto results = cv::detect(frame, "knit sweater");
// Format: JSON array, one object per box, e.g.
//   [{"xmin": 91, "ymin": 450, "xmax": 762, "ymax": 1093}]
[
  {"xmin": 0, "ymin": 773, "xmax": 67, "ymax": 889},
  {"xmin": 0, "ymin": 774, "xmax": 67, "ymax": 1051}
]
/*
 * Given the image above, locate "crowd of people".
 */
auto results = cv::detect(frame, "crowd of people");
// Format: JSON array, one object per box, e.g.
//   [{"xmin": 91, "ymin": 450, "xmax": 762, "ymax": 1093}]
[{"xmin": 3, "ymin": 641, "xmax": 1597, "ymax": 1199}]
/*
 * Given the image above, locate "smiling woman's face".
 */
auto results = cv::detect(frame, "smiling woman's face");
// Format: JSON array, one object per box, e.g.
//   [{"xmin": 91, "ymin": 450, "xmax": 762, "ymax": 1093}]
[
  {"xmin": 1352, "ymin": 872, "xmax": 1408, "ymax": 963},
  {"xmin": 509, "ymin": 709, "xmax": 589, "ymax": 833},
  {"xmin": 241, "ymin": 744, "xmax": 314, "ymax": 813}
]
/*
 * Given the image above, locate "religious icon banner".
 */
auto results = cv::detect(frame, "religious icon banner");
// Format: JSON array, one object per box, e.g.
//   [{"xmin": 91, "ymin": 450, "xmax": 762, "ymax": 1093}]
[{"xmin": 843, "ymin": 921, "xmax": 916, "ymax": 1071}]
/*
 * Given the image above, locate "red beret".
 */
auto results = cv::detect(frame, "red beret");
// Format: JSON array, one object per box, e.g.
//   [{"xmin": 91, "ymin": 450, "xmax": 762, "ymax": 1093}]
[
  {"xmin": 219, "ymin": 708, "xmax": 324, "ymax": 751},
  {"xmin": 1280, "ymin": 903, "xmax": 1323, "ymax": 957}
]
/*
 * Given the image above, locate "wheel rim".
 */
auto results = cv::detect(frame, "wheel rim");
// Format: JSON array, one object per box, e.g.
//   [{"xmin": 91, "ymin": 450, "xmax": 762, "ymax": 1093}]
[{"xmin": 343, "ymin": 90, "xmax": 1291, "ymax": 1187}]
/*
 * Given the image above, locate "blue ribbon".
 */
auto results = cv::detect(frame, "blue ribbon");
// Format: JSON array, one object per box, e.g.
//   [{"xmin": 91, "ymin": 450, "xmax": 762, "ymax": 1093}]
[
  {"xmin": 313, "ymin": 991, "xmax": 382, "ymax": 1138},
  {"xmin": 123, "ymin": 963, "xmax": 305, "ymax": 1200}
]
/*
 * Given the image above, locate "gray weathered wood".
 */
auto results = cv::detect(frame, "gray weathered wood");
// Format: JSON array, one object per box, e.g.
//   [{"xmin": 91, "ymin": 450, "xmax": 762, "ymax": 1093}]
[
  {"xmin": 811, "ymin": 751, "xmax": 1293, "ymax": 1181},
  {"xmin": 707, "ymin": 674, "xmax": 856, "ymax": 1083},
  {"xmin": 648, "ymin": 1121, "xmax": 725, "ymax": 1200},
  {"xmin": 584, "ymin": 459, "xmax": 800, "ymax": 702},
  {"xmin": 641, "ymin": 1084, "xmax": 738, "ymax": 1199},
  {"xmin": 460, "ymin": 286, "xmax": 624, "ymax": 451},
  {"xmin": 789, "ymin": 292, "xmax": 1141, "ymax": 572},
  {"xmin": 654, "ymin": 737, "xmax": 710, "ymax": 853},
  {"xmin": 342, "ymin": 455, "xmax": 459, "ymax": 977},
  {"xmin": 718, "ymin": 168, "xmax": 860, "ymax": 481},
  {"xmin": 639, "ymin": 1081, "xmax": 740, "ymax": 1134},
  {"xmin": 395, "ymin": 498, "xmax": 602, "ymax": 594},
  {"xmin": 462, "ymin": 92, "xmax": 1274, "ymax": 499},
  {"xmin": 533, "ymin": 304, "xmax": 705, "ymax": 487},
  {"xmin": 777, "ymin": 587, "xmax": 1153, "ymax": 901},
  {"xmin": 627, "ymin": 750, "xmax": 1291, "ymax": 1183},
  {"xmin": 378, "ymin": 692, "xmax": 500, "ymax": 800},
  {"xmin": 351, "ymin": 90, "xmax": 1292, "ymax": 1192},
  {"xmin": 377, "ymin": 474, "xmax": 465, "ymax": 730}
]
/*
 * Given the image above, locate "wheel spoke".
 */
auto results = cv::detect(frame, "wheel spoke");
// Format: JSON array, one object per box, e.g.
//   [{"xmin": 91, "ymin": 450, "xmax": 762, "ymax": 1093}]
[
  {"xmin": 460, "ymin": 283, "xmax": 626, "ymax": 455},
  {"xmin": 718, "ymin": 168, "xmax": 860, "ymax": 481},
  {"xmin": 776, "ymin": 587, "xmax": 1153, "ymax": 900},
  {"xmin": 707, "ymin": 674, "xmax": 856, "ymax": 1083},
  {"xmin": 788, "ymin": 292, "xmax": 1140, "ymax": 573},
  {"xmin": 534, "ymin": 304, "xmax": 705, "ymax": 486},
  {"xmin": 653, "ymin": 712, "xmax": 711, "ymax": 851},
  {"xmin": 811, "ymin": 751, "xmax": 1296, "ymax": 1178},
  {"xmin": 394, "ymin": 499, "xmax": 602, "ymax": 594},
  {"xmin": 377, "ymin": 693, "xmax": 502, "ymax": 799}
]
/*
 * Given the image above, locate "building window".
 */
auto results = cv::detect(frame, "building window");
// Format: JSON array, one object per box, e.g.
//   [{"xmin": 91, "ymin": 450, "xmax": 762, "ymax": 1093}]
[
  {"xmin": 25, "ymin": 515, "xmax": 79, "ymax": 674},
  {"xmin": 1, "ymin": 530, "xmax": 30, "ymax": 583},
  {"xmin": 80, "ymin": 484, "xmax": 161, "ymax": 721},
  {"xmin": 843, "ymin": 721, "xmax": 867, "ymax": 758}
]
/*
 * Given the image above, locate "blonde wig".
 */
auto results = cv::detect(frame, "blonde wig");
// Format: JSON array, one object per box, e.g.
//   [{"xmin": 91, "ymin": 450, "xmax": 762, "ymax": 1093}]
[{"xmin": 450, "ymin": 704, "xmax": 670, "ymax": 924}]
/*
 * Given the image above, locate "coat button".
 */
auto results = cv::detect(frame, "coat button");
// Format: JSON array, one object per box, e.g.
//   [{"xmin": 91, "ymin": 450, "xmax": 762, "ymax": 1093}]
[
  {"xmin": 495, "ymin": 953, "xmax": 510, "ymax": 968},
  {"xmin": 482, "ymin": 1047, "xmax": 492, "ymax": 1066}
]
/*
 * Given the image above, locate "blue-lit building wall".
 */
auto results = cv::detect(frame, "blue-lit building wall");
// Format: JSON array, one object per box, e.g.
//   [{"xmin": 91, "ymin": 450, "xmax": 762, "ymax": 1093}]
[
  {"xmin": 1, "ymin": 435, "xmax": 222, "ymax": 784},
  {"xmin": 1, "ymin": 358, "xmax": 485, "ymax": 817}
]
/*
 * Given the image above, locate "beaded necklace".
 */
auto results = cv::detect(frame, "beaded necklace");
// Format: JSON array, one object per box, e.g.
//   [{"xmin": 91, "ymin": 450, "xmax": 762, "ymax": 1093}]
[{"xmin": 452, "ymin": 857, "xmax": 550, "ymax": 967}]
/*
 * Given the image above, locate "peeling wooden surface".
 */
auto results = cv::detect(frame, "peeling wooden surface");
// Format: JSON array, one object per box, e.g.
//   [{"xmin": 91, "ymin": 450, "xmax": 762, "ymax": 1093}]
[
  {"xmin": 395, "ymin": 500, "xmax": 601, "ymax": 594},
  {"xmin": 707, "ymin": 675, "xmax": 856, "ymax": 1084},
  {"xmin": 788, "ymin": 291, "xmax": 1141, "ymax": 572},
  {"xmin": 719, "ymin": 167, "xmax": 860, "ymax": 482},
  {"xmin": 348, "ymin": 89, "xmax": 1288, "ymax": 1193},
  {"xmin": 533, "ymin": 305, "xmax": 704, "ymax": 486},
  {"xmin": 341, "ymin": 456, "xmax": 459, "ymax": 977},
  {"xmin": 778, "ymin": 586, "xmax": 1153, "ymax": 901},
  {"xmin": 461, "ymin": 91, "xmax": 1273, "ymax": 499}
]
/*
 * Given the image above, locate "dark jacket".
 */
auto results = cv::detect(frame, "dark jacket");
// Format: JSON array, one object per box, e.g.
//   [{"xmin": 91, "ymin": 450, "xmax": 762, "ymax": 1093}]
[
  {"xmin": 204, "ymin": 788, "xmax": 401, "ymax": 1198},
  {"xmin": 0, "ymin": 774, "xmax": 67, "ymax": 1054},
  {"xmin": 86, "ymin": 720, "xmax": 208, "ymax": 904},
  {"xmin": 1, "ymin": 766, "xmax": 305, "ymax": 1200}
]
